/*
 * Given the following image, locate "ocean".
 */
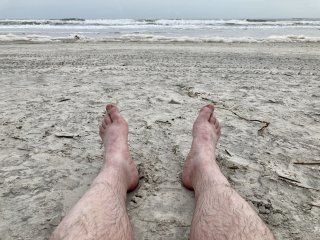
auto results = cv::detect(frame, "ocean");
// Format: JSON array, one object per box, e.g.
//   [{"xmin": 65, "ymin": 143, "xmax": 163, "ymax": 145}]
[{"xmin": 1, "ymin": 18, "xmax": 320, "ymax": 43}]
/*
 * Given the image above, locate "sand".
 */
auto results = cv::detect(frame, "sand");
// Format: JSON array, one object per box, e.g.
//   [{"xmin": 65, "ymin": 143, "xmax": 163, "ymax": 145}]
[{"xmin": 0, "ymin": 42, "xmax": 319, "ymax": 240}]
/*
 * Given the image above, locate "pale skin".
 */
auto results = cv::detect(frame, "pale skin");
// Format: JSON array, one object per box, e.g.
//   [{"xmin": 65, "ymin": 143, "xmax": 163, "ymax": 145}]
[{"xmin": 50, "ymin": 104, "xmax": 275, "ymax": 240}]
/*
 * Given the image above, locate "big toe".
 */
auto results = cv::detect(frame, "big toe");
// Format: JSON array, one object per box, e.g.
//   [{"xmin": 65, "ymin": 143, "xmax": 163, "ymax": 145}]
[
  {"xmin": 106, "ymin": 104, "xmax": 124, "ymax": 122},
  {"xmin": 197, "ymin": 104, "xmax": 214, "ymax": 121}
]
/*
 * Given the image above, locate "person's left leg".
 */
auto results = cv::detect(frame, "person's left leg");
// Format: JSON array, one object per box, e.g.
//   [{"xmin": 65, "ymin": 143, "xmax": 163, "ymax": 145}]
[{"xmin": 51, "ymin": 104, "xmax": 139, "ymax": 240}]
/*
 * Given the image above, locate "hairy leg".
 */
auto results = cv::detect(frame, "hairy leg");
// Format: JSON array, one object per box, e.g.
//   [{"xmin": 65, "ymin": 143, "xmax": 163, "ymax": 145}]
[
  {"xmin": 51, "ymin": 104, "xmax": 139, "ymax": 240},
  {"xmin": 182, "ymin": 104, "xmax": 274, "ymax": 240}
]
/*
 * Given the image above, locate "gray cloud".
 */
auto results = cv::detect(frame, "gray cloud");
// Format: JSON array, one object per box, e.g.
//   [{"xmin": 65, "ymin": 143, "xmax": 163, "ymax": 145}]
[{"xmin": 0, "ymin": 0, "xmax": 319, "ymax": 19}]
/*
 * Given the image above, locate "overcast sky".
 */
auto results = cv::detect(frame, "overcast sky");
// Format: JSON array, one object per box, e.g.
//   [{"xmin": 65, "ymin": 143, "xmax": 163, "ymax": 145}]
[{"xmin": 0, "ymin": 0, "xmax": 319, "ymax": 19}]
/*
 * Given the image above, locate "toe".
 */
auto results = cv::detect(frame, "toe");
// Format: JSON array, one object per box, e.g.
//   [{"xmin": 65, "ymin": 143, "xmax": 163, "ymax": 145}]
[
  {"xmin": 217, "ymin": 125, "xmax": 221, "ymax": 133},
  {"xmin": 99, "ymin": 124, "xmax": 105, "ymax": 135},
  {"xmin": 104, "ymin": 114, "xmax": 112, "ymax": 125},
  {"xmin": 106, "ymin": 104, "xmax": 124, "ymax": 122},
  {"xmin": 197, "ymin": 104, "xmax": 214, "ymax": 121},
  {"xmin": 101, "ymin": 120, "xmax": 107, "ymax": 129},
  {"xmin": 214, "ymin": 119, "xmax": 220, "ymax": 130},
  {"xmin": 209, "ymin": 113, "xmax": 217, "ymax": 125}
]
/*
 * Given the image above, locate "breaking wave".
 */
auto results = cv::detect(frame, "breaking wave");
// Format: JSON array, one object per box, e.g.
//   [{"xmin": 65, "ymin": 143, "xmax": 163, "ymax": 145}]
[
  {"xmin": 1, "ymin": 33, "xmax": 320, "ymax": 43},
  {"xmin": 1, "ymin": 18, "xmax": 320, "ymax": 28},
  {"xmin": 1, "ymin": 18, "xmax": 319, "ymax": 43}
]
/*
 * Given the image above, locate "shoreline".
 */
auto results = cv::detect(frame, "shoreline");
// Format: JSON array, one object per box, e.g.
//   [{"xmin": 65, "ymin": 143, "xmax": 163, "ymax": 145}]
[{"xmin": 1, "ymin": 38, "xmax": 320, "ymax": 44}]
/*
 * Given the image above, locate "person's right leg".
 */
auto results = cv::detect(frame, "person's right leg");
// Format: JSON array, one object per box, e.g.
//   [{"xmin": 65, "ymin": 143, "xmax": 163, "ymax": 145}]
[
  {"xmin": 182, "ymin": 104, "xmax": 274, "ymax": 240},
  {"xmin": 50, "ymin": 104, "xmax": 138, "ymax": 240}
]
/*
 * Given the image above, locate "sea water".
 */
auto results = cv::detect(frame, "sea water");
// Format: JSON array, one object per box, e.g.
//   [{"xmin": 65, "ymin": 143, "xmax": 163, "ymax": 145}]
[{"xmin": 0, "ymin": 18, "xmax": 320, "ymax": 43}]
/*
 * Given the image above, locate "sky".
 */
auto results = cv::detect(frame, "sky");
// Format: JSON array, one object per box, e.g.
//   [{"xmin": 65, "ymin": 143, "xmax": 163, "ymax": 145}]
[{"xmin": 0, "ymin": 0, "xmax": 319, "ymax": 19}]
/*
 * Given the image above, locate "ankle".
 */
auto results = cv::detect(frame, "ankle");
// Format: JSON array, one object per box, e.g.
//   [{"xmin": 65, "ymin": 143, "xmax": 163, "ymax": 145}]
[
  {"xmin": 191, "ymin": 164, "xmax": 230, "ymax": 191},
  {"xmin": 191, "ymin": 137, "xmax": 215, "ymax": 152},
  {"xmin": 96, "ymin": 166, "xmax": 129, "ymax": 196}
]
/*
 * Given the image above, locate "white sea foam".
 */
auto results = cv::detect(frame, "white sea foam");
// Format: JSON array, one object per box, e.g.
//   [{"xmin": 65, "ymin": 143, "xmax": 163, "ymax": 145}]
[
  {"xmin": 1, "ymin": 19, "xmax": 320, "ymax": 27},
  {"xmin": 1, "ymin": 33, "xmax": 320, "ymax": 43},
  {"xmin": 0, "ymin": 34, "xmax": 53, "ymax": 42},
  {"xmin": 1, "ymin": 18, "xmax": 320, "ymax": 42}
]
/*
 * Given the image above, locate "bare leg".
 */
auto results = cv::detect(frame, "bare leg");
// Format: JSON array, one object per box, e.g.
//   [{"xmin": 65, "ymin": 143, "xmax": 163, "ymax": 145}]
[
  {"xmin": 51, "ymin": 104, "xmax": 139, "ymax": 240},
  {"xmin": 182, "ymin": 104, "xmax": 274, "ymax": 240}
]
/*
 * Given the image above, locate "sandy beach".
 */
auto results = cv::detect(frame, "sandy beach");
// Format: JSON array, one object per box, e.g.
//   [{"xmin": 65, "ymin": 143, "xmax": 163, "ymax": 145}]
[{"xmin": 0, "ymin": 41, "xmax": 319, "ymax": 240}]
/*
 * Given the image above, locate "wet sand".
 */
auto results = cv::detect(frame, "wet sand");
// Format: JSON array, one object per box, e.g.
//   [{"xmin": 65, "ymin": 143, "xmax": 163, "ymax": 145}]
[{"xmin": 0, "ymin": 42, "xmax": 319, "ymax": 240}]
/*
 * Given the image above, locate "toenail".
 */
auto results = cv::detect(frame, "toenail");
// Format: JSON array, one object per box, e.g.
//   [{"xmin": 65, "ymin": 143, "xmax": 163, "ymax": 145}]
[
  {"xmin": 106, "ymin": 104, "xmax": 114, "ymax": 111},
  {"xmin": 206, "ymin": 104, "xmax": 214, "ymax": 109}
]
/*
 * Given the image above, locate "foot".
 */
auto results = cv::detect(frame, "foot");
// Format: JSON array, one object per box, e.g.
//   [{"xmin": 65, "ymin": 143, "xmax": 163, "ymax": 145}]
[
  {"xmin": 182, "ymin": 104, "xmax": 226, "ymax": 190},
  {"xmin": 99, "ymin": 104, "xmax": 139, "ymax": 191}
]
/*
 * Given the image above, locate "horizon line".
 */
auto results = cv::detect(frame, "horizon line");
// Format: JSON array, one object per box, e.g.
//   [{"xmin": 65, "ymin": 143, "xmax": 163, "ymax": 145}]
[{"xmin": 1, "ymin": 17, "xmax": 320, "ymax": 21}]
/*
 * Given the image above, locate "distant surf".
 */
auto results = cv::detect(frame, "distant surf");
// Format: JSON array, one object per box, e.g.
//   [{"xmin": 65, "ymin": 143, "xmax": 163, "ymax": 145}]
[
  {"xmin": 1, "ymin": 18, "xmax": 320, "ymax": 27},
  {"xmin": 0, "ymin": 18, "xmax": 320, "ymax": 43}
]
